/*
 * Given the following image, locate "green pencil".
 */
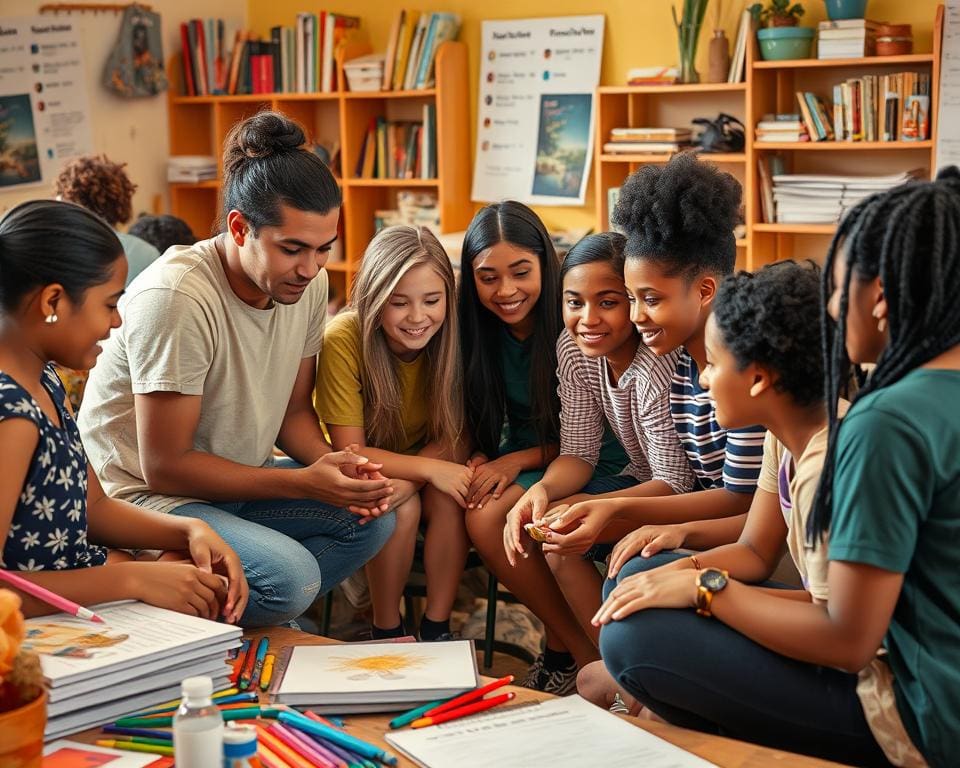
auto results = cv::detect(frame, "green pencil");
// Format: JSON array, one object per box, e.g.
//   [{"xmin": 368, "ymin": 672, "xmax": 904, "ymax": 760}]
[{"xmin": 111, "ymin": 736, "xmax": 175, "ymax": 748}]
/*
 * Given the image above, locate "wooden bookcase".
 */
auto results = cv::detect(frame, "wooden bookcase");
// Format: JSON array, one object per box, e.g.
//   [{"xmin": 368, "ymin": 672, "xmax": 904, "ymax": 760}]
[
  {"xmin": 167, "ymin": 41, "xmax": 473, "ymax": 300},
  {"xmin": 595, "ymin": 5, "xmax": 944, "ymax": 271}
]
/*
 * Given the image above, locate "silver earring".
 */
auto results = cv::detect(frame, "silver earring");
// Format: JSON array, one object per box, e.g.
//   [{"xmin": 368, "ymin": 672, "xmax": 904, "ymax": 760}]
[{"xmin": 45, "ymin": 314, "xmax": 58, "ymax": 324}]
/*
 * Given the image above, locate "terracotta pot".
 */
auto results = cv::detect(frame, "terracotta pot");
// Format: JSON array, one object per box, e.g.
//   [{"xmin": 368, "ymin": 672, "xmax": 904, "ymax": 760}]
[
  {"xmin": 771, "ymin": 15, "xmax": 799, "ymax": 27},
  {"xmin": 0, "ymin": 692, "xmax": 46, "ymax": 768}
]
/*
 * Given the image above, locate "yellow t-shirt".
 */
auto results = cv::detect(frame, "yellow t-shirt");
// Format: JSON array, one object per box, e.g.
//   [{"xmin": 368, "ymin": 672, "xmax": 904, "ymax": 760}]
[
  {"xmin": 314, "ymin": 311, "xmax": 430, "ymax": 455},
  {"xmin": 756, "ymin": 402, "xmax": 848, "ymax": 603}
]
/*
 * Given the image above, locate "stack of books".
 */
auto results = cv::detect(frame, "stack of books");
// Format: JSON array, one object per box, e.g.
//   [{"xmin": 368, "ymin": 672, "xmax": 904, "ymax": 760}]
[
  {"xmin": 382, "ymin": 10, "xmax": 462, "ymax": 91},
  {"xmin": 755, "ymin": 114, "xmax": 809, "ymax": 143},
  {"xmin": 603, "ymin": 127, "xmax": 693, "ymax": 155},
  {"xmin": 817, "ymin": 19, "xmax": 879, "ymax": 59},
  {"xmin": 831, "ymin": 72, "xmax": 931, "ymax": 142},
  {"xmin": 26, "ymin": 602, "xmax": 241, "ymax": 740},
  {"xmin": 771, "ymin": 169, "xmax": 924, "ymax": 224},
  {"xmin": 355, "ymin": 104, "xmax": 437, "ymax": 180},
  {"xmin": 178, "ymin": 13, "xmax": 363, "ymax": 96},
  {"xmin": 625, "ymin": 67, "xmax": 678, "ymax": 86},
  {"xmin": 167, "ymin": 155, "xmax": 217, "ymax": 183},
  {"xmin": 375, "ymin": 191, "xmax": 441, "ymax": 232}
]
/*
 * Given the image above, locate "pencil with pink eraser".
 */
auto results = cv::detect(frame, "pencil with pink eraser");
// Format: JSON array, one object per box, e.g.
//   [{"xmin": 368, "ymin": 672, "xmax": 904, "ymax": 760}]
[{"xmin": 0, "ymin": 569, "xmax": 104, "ymax": 622}]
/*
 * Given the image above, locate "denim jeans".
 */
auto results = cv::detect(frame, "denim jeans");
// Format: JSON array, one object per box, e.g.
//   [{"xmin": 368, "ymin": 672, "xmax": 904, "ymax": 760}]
[
  {"xmin": 599, "ymin": 553, "xmax": 890, "ymax": 767},
  {"xmin": 171, "ymin": 461, "xmax": 395, "ymax": 628}
]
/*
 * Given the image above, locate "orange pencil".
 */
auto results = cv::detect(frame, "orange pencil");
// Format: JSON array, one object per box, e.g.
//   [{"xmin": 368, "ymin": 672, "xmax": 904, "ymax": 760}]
[
  {"xmin": 255, "ymin": 724, "xmax": 315, "ymax": 768},
  {"xmin": 412, "ymin": 692, "xmax": 515, "ymax": 728},
  {"xmin": 231, "ymin": 639, "xmax": 251, "ymax": 685},
  {"xmin": 238, "ymin": 640, "xmax": 258, "ymax": 689},
  {"xmin": 424, "ymin": 675, "xmax": 514, "ymax": 718}
]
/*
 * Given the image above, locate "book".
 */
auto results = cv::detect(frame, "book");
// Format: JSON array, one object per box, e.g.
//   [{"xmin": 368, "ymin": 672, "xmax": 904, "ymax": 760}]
[
  {"xmin": 727, "ymin": 9, "xmax": 750, "ymax": 83},
  {"xmin": 610, "ymin": 127, "xmax": 691, "ymax": 140},
  {"xmin": 44, "ymin": 740, "xmax": 173, "ymax": 767},
  {"xmin": 179, "ymin": 23, "xmax": 195, "ymax": 96},
  {"xmin": 385, "ymin": 695, "xmax": 718, "ymax": 768},
  {"xmin": 603, "ymin": 141, "xmax": 683, "ymax": 153},
  {"xmin": 416, "ymin": 12, "xmax": 461, "ymax": 89},
  {"xmin": 404, "ymin": 13, "xmax": 431, "ymax": 91},
  {"xmin": 383, "ymin": 10, "xmax": 404, "ymax": 90},
  {"xmin": 24, "ymin": 601, "xmax": 240, "ymax": 739},
  {"xmin": 392, "ymin": 10, "xmax": 421, "ymax": 90},
  {"xmin": 324, "ymin": 14, "xmax": 362, "ymax": 92},
  {"xmin": 274, "ymin": 640, "xmax": 478, "ymax": 710}
]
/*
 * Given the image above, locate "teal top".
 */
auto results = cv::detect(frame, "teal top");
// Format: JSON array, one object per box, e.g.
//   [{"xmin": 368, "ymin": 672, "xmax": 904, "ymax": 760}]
[
  {"xmin": 498, "ymin": 328, "xmax": 627, "ymax": 480},
  {"xmin": 829, "ymin": 368, "xmax": 960, "ymax": 768},
  {"xmin": 117, "ymin": 231, "xmax": 161, "ymax": 287}
]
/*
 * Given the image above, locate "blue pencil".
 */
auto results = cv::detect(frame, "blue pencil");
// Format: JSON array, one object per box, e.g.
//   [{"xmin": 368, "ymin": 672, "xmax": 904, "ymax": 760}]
[
  {"xmin": 247, "ymin": 636, "xmax": 269, "ymax": 690},
  {"xmin": 389, "ymin": 698, "xmax": 449, "ymax": 729},
  {"xmin": 101, "ymin": 726, "xmax": 173, "ymax": 740},
  {"xmin": 278, "ymin": 711, "xmax": 398, "ymax": 765}
]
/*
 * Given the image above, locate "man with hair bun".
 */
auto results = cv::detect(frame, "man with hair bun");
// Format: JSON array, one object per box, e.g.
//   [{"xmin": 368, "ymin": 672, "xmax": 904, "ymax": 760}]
[{"xmin": 79, "ymin": 112, "xmax": 396, "ymax": 628}]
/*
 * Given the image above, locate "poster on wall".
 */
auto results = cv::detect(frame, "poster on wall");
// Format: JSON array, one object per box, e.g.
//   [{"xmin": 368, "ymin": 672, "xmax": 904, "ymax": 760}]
[
  {"xmin": 936, "ymin": 1, "xmax": 960, "ymax": 172},
  {"xmin": 471, "ymin": 15, "xmax": 604, "ymax": 206},
  {"xmin": 0, "ymin": 17, "xmax": 93, "ymax": 189}
]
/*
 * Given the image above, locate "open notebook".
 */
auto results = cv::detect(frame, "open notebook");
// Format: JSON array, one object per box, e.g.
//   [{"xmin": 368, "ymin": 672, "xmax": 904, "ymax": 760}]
[
  {"xmin": 386, "ymin": 695, "xmax": 719, "ymax": 768},
  {"xmin": 274, "ymin": 639, "xmax": 478, "ymax": 710}
]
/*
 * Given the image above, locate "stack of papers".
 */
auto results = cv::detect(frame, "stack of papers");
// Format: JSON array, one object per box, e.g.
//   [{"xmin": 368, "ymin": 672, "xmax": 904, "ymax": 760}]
[
  {"xmin": 818, "ymin": 19, "xmax": 879, "ymax": 59},
  {"xmin": 772, "ymin": 170, "xmax": 924, "ymax": 223},
  {"xmin": 273, "ymin": 640, "xmax": 478, "ymax": 713},
  {"xmin": 167, "ymin": 155, "xmax": 217, "ymax": 183},
  {"xmin": 25, "ymin": 602, "xmax": 240, "ymax": 740},
  {"xmin": 604, "ymin": 127, "xmax": 693, "ymax": 155}
]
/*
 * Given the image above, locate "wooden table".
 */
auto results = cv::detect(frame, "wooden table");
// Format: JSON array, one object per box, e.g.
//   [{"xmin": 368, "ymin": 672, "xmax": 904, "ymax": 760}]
[{"xmin": 70, "ymin": 627, "xmax": 846, "ymax": 767}]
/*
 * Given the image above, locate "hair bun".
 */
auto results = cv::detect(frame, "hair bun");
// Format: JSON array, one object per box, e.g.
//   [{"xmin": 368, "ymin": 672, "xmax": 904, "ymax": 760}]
[
  {"xmin": 936, "ymin": 165, "xmax": 960, "ymax": 183},
  {"xmin": 233, "ymin": 112, "xmax": 305, "ymax": 160}
]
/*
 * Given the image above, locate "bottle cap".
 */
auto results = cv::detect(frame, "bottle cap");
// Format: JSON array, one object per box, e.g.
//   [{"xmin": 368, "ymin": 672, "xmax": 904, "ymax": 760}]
[
  {"xmin": 223, "ymin": 724, "xmax": 257, "ymax": 757},
  {"xmin": 181, "ymin": 675, "xmax": 214, "ymax": 701}
]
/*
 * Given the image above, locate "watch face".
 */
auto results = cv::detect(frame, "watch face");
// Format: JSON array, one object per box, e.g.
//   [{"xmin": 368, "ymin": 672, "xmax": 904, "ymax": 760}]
[{"xmin": 701, "ymin": 569, "xmax": 728, "ymax": 591}]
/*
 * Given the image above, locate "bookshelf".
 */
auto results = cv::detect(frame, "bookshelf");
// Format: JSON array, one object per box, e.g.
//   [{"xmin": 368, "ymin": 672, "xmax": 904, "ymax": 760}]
[
  {"xmin": 594, "ymin": 5, "xmax": 945, "ymax": 271},
  {"xmin": 167, "ymin": 40, "xmax": 472, "ymax": 300}
]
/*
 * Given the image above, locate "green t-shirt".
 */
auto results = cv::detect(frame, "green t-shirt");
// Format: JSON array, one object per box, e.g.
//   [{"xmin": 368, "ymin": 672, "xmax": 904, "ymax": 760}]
[
  {"xmin": 829, "ymin": 369, "xmax": 960, "ymax": 768},
  {"xmin": 498, "ymin": 328, "xmax": 627, "ymax": 477}
]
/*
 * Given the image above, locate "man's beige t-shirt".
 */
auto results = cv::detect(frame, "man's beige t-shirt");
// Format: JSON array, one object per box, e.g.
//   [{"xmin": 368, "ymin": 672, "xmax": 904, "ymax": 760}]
[{"xmin": 78, "ymin": 237, "xmax": 327, "ymax": 513}]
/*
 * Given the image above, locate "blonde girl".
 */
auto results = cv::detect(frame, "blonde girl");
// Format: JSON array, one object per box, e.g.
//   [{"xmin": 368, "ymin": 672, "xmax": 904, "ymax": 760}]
[{"xmin": 315, "ymin": 225, "xmax": 470, "ymax": 641}]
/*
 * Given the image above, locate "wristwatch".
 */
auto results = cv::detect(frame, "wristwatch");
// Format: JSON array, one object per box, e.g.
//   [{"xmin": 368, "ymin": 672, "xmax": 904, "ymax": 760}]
[{"xmin": 695, "ymin": 568, "xmax": 729, "ymax": 617}]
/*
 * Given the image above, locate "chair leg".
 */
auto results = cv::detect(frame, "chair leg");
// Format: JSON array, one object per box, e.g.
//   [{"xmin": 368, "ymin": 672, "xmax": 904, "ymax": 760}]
[{"xmin": 484, "ymin": 572, "xmax": 498, "ymax": 669}]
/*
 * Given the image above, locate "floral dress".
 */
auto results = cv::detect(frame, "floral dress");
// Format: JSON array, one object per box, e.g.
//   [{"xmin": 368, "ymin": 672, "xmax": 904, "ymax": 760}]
[{"xmin": 0, "ymin": 365, "xmax": 106, "ymax": 571}]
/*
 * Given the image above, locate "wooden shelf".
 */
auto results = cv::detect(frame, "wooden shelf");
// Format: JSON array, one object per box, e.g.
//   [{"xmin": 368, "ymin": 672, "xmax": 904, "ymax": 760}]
[
  {"xmin": 755, "ymin": 141, "xmax": 934, "ymax": 151},
  {"xmin": 169, "ymin": 180, "xmax": 220, "ymax": 189},
  {"xmin": 344, "ymin": 178, "xmax": 439, "ymax": 187},
  {"xmin": 324, "ymin": 261, "xmax": 351, "ymax": 273},
  {"xmin": 343, "ymin": 89, "xmax": 436, "ymax": 99},
  {"xmin": 753, "ymin": 53, "xmax": 935, "ymax": 70},
  {"xmin": 753, "ymin": 223, "xmax": 838, "ymax": 235},
  {"xmin": 171, "ymin": 92, "xmax": 342, "ymax": 104},
  {"xmin": 598, "ymin": 82, "xmax": 747, "ymax": 95},
  {"xmin": 600, "ymin": 152, "xmax": 745, "ymax": 163},
  {"xmin": 736, "ymin": 239, "xmax": 748, "ymax": 248}
]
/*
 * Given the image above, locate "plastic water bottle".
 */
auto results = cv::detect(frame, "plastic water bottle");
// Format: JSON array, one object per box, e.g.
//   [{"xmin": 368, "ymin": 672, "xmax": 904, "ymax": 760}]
[
  {"xmin": 223, "ymin": 724, "xmax": 262, "ymax": 768},
  {"xmin": 173, "ymin": 675, "xmax": 224, "ymax": 768}
]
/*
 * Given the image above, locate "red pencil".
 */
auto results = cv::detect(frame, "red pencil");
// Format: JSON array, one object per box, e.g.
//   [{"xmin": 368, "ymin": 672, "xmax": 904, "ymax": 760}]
[
  {"xmin": 424, "ymin": 675, "xmax": 514, "ymax": 718},
  {"xmin": 412, "ymin": 692, "xmax": 515, "ymax": 728}
]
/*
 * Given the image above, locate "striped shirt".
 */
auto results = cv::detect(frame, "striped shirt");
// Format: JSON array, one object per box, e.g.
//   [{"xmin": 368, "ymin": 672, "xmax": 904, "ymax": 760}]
[
  {"xmin": 557, "ymin": 332, "xmax": 694, "ymax": 494},
  {"xmin": 670, "ymin": 351, "xmax": 766, "ymax": 493}
]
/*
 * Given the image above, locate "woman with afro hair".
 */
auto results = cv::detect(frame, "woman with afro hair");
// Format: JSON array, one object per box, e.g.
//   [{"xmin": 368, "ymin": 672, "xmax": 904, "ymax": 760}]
[{"xmin": 54, "ymin": 154, "xmax": 160, "ymax": 286}]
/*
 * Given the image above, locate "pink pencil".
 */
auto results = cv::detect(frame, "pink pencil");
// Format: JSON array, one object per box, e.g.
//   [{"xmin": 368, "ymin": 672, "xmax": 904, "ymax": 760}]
[{"xmin": 0, "ymin": 570, "xmax": 104, "ymax": 623}]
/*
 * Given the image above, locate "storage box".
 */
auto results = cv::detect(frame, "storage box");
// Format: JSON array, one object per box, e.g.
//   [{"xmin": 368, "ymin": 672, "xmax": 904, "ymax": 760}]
[{"xmin": 344, "ymin": 53, "xmax": 385, "ymax": 92}]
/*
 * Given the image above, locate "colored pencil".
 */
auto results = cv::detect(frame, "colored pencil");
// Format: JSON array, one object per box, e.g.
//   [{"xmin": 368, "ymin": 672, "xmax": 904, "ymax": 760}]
[
  {"xmin": 270, "ymin": 724, "xmax": 339, "ymax": 768},
  {"xmin": 423, "ymin": 675, "xmax": 514, "ymax": 718},
  {"xmin": 246, "ymin": 636, "xmax": 269, "ymax": 690},
  {"xmin": 291, "ymin": 730, "xmax": 350, "ymax": 768},
  {"xmin": 255, "ymin": 724, "xmax": 318, "ymax": 768},
  {"xmin": 237, "ymin": 638, "xmax": 258, "ymax": 689},
  {"xmin": 95, "ymin": 740, "xmax": 175, "ymax": 756},
  {"xmin": 108, "ymin": 736, "xmax": 175, "ymax": 748},
  {"xmin": 278, "ymin": 711, "xmax": 397, "ymax": 765},
  {"xmin": 102, "ymin": 726, "xmax": 173, "ymax": 740},
  {"xmin": 412, "ymin": 691, "xmax": 515, "ymax": 728},
  {"xmin": 257, "ymin": 741, "xmax": 289, "ymax": 768},
  {"xmin": 148, "ymin": 686, "xmax": 240, "ymax": 713},
  {"xmin": 260, "ymin": 653, "xmax": 276, "ymax": 691},
  {"xmin": 0, "ymin": 569, "xmax": 104, "ymax": 622},
  {"xmin": 133, "ymin": 692, "xmax": 259, "ymax": 717},
  {"xmin": 303, "ymin": 711, "xmax": 368, "ymax": 767},
  {"xmin": 389, "ymin": 698, "xmax": 449, "ymax": 729}
]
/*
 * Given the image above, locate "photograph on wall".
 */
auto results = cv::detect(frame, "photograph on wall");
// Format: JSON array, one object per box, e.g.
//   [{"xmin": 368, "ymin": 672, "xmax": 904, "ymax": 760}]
[
  {"xmin": 532, "ymin": 93, "xmax": 591, "ymax": 198},
  {"xmin": 0, "ymin": 94, "xmax": 41, "ymax": 187}
]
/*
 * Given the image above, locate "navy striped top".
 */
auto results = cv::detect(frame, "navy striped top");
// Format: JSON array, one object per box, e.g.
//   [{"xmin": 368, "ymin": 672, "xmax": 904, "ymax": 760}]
[{"xmin": 669, "ymin": 351, "xmax": 766, "ymax": 493}]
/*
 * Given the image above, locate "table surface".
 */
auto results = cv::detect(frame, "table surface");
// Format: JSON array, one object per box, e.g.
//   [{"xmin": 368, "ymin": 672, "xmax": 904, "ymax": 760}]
[{"xmin": 68, "ymin": 626, "xmax": 847, "ymax": 768}]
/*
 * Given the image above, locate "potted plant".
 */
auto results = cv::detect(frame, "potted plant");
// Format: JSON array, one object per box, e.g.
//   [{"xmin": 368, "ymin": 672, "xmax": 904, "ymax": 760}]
[
  {"xmin": 0, "ymin": 590, "xmax": 46, "ymax": 768},
  {"xmin": 750, "ymin": 0, "xmax": 814, "ymax": 60},
  {"xmin": 749, "ymin": 0, "xmax": 806, "ymax": 26},
  {"xmin": 672, "ymin": 0, "xmax": 710, "ymax": 84}
]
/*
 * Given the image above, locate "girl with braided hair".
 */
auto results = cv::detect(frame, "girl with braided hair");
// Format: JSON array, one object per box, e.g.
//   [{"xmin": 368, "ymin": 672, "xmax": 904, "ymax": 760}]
[{"xmin": 592, "ymin": 168, "xmax": 960, "ymax": 767}]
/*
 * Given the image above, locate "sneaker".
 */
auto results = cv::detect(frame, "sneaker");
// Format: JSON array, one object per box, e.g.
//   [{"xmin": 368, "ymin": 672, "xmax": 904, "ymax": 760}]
[
  {"xmin": 420, "ymin": 630, "xmax": 459, "ymax": 642},
  {"xmin": 517, "ymin": 653, "xmax": 578, "ymax": 695},
  {"xmin": 609, "ymin": 692, "xmax": 630, "ymax": 715}
]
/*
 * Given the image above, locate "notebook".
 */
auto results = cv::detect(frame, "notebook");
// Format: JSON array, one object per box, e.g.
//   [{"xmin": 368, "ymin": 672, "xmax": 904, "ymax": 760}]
[
  {"xmin": 273, "ymin": 639, "xmax": 478, "ymax": 710},
  {"xmin": 385, "ymin": 695, "xmax": 720, "ymax": 768},
  {"xmin": 44, "ymin": 739, "xmax": 173, "ymax": 766}
]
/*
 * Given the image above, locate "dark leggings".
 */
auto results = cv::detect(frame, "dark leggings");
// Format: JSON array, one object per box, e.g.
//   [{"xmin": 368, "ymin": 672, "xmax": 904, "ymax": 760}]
[{"xmin": 599, "ymin": 553, "xmax": 892, "ymax": 768}]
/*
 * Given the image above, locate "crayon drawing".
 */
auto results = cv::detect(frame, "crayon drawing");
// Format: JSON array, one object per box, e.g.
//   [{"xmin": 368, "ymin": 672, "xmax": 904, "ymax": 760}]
[
  {"xmin": 327, "ymin": 651, "xmax": 428, "ymax": 681},
  {"xmin": 23, "ymin": 622, "xmax": 129, "ymax": 659},
  {"xmin": 42, "ymin": 746, "xmax": 118, "ymax": 766}
]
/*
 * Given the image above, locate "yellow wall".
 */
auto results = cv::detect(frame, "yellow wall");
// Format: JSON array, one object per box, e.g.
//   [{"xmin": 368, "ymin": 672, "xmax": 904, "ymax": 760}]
[{"xmin": 248, "ymin": 0, "xmax": 942, "ymax": 232}]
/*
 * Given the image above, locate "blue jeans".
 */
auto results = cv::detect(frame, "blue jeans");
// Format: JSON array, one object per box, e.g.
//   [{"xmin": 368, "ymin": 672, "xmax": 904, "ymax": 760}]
[
  {"xmin": 599, "ymin": 553, "xmax": 890, "ymax": 766},
  {"xmin": 171, "ymin": 463, "xmax": 395, "ymax": 628}
]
